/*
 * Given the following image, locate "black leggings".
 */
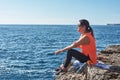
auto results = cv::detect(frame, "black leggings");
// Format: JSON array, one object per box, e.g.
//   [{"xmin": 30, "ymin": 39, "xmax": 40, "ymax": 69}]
[{"xmin": 64, "ymin": 49, "xmax": 90, "ymax": 68}]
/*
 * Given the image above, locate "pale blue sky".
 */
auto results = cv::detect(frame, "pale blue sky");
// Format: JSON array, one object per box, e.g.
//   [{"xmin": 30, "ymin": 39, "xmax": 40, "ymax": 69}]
[{"xmin": 0, "ymin": 0, "xmax": 120, "ymax": 25}]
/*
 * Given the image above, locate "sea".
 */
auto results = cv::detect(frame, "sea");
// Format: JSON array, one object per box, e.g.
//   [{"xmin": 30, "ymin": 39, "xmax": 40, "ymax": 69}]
[{"xmin": 0, "ymin": 25, "xmax": 120, "ymax": 80}]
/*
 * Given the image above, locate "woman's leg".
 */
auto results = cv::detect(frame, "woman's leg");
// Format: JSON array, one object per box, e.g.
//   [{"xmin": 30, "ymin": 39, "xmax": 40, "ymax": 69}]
[{"xmin": 64, "ymin": 49, "xmax": 90, "ymax": 68}]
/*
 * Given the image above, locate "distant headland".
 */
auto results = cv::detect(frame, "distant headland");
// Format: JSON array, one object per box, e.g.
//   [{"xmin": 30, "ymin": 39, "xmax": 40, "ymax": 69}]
[{"xmin": 107, "ymin": 24, "xmax": 120, "ymax": 25}]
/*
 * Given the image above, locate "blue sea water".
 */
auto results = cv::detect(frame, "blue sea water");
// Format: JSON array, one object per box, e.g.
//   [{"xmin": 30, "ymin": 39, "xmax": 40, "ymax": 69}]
[{"xmin": 0, "ymin": 25, "xmax": 120, "ymax": 80}]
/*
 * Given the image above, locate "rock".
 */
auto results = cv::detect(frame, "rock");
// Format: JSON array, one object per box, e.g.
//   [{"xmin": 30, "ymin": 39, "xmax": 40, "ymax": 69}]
[
  {"xmin": 100, "ymin": 45, "xmax": 120, "ymax": 54},
  {"xmin": 55, "ymin": 45, "xmax": 120, "ymax": 80}
]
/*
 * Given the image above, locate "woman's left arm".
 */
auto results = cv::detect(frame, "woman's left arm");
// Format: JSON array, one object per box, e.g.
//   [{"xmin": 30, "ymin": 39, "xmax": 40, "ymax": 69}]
[
  {"xmin": 55, "ymin": 35, "xmax": 90, "ymax": 55},
  {"xmin": 55, "ymin": 43, "xmax": 76, "ymax": 55}
]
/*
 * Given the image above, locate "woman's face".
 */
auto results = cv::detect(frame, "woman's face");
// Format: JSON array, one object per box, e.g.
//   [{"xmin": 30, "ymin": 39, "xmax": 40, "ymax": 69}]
[{"xmin": 77, "ymin": 25, "xmax": 86, "ymax": 33}]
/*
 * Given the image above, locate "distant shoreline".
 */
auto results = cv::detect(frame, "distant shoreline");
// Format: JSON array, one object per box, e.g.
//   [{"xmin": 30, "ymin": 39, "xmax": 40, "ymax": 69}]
[{"xmin": 107, "ymin": 24, "xmax": 120, "ymax": 25}]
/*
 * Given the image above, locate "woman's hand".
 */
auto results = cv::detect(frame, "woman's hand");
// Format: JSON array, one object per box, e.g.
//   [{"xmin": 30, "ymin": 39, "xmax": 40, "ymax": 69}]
[
  {"xmin": 55, "ymin": 49, "xmax": 63, "ymax": 55},
  {"xmin": 55, "ymin": 44, "xmax": 73, "ymax": 55}
]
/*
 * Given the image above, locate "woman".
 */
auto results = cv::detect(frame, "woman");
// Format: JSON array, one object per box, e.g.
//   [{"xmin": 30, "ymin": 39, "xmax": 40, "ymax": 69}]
[{"xmin": 55, "ymin": 19, "xmax": 97, "ymax": 72}]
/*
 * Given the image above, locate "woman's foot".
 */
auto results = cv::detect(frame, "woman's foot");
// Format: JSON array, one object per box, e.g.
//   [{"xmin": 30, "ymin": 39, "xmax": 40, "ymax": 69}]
[
  {"xmin": 54, "ymin": 64, "xmax": 67, "ymax": 75},
  {"xmin": 60, "ymin": 64, "xmax": 68, "ymax": 72}
]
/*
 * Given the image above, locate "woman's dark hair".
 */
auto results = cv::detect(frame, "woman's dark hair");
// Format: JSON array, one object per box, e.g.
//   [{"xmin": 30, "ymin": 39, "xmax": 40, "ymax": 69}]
[{"xmin": 79, "ymin": 19, "xmax": 94, "ymax": 38}]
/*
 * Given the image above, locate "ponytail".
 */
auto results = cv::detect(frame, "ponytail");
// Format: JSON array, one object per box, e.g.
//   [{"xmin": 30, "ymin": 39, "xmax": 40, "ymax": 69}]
[{"xmin": 88, "ymin": 26, "xmax": 94, "ymax": 38}]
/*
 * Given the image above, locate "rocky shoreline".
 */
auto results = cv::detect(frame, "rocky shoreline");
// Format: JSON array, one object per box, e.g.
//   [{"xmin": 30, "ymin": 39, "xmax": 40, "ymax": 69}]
[{"xmin": 55, "ymin": 45, "xmax": 120, "ymax": 80}]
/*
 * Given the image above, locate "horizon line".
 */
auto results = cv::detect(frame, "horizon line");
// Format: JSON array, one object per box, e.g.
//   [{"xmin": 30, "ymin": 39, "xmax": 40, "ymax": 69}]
[{"xmin": 0, "ymin": 23, "xmax": 106, "ymax": 26}]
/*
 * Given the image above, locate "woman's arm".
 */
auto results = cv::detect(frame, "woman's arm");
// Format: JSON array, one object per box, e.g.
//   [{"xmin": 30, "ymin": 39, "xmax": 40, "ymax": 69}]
[
  {"xmin": 55, "ymin": 35, "xmax": 90, "ymax": 55},
  {"xmin": 74, "ymin": 35, "xmax": 90, "ymax": 47}
]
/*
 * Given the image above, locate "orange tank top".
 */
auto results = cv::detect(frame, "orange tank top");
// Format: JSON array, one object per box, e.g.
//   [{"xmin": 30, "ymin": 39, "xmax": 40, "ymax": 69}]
[{"xmin": 78, "ymin": 33, "xmax": 97, "ymax": 64}]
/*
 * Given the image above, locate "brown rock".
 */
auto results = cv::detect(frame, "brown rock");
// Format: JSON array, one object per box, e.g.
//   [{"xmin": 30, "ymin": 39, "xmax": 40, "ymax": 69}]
[{"xmin": 55, "ymin": 45, "xmax": 120, "ymax": 80}]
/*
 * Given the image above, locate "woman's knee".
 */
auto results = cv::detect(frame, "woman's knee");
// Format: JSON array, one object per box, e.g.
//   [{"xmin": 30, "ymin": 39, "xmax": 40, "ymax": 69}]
[{"xmin": 67, "ymin": 49, "xmax": 74, "ymax": 55}]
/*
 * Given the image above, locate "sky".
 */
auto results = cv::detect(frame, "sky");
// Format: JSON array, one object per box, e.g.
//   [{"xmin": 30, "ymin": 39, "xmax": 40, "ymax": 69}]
[{"xmin": 0, "ymin": 0, "xmax": 120, "ymax": 25}]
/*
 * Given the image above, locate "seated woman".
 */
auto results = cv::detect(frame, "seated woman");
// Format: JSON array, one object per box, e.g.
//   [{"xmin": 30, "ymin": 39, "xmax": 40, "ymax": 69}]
[{"xmin": 55, "ymin": 19, "xmax": 97, "ymax": 72}]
